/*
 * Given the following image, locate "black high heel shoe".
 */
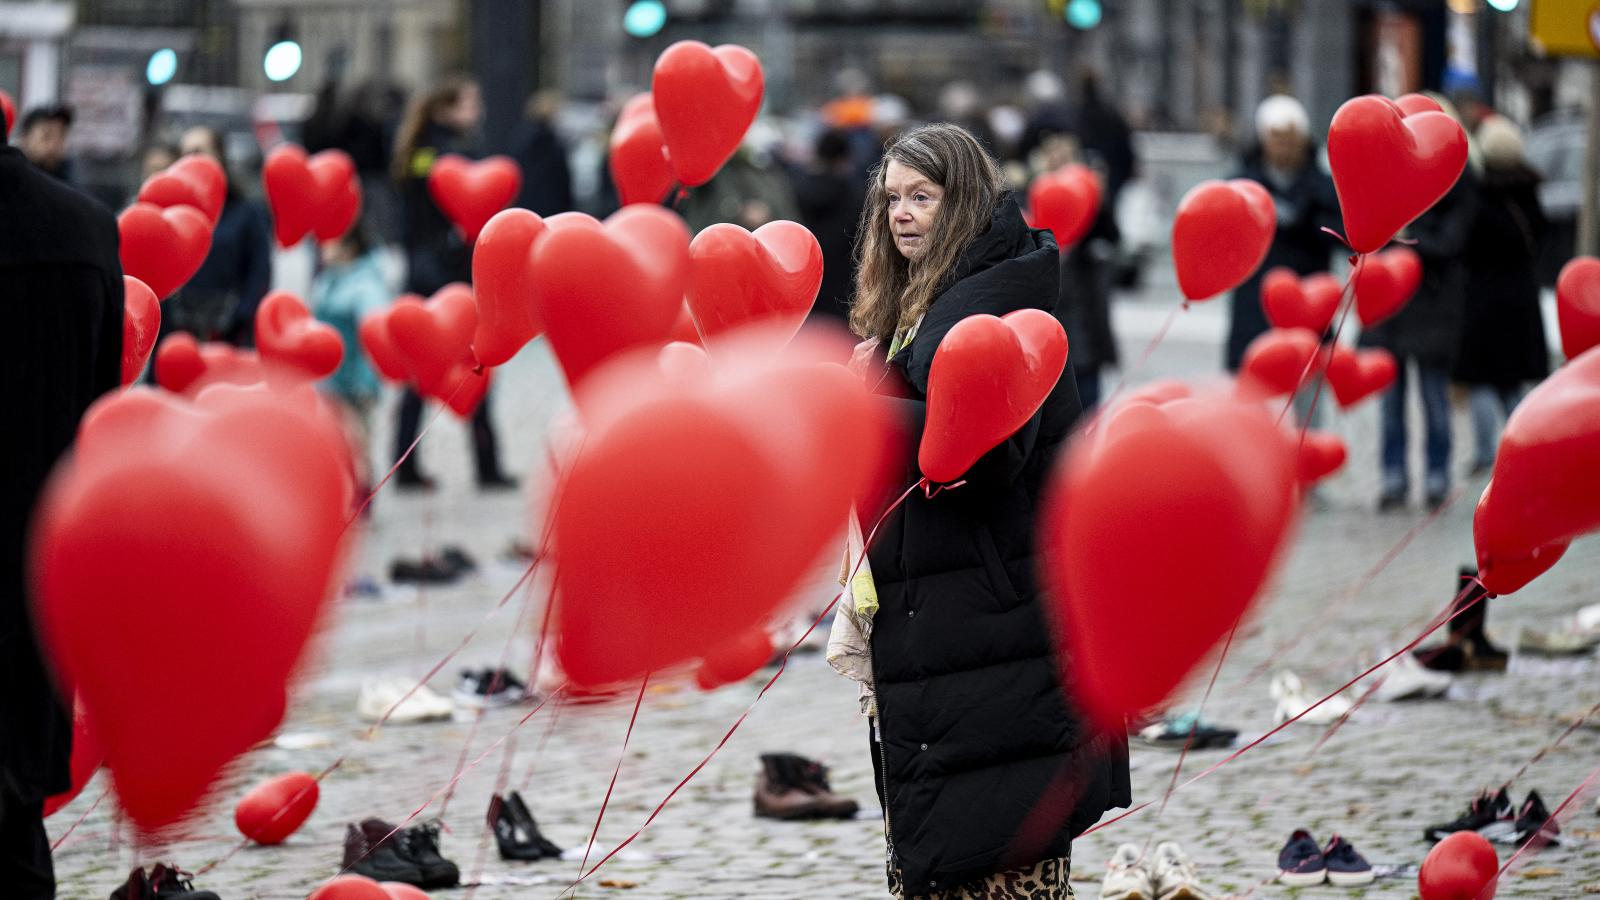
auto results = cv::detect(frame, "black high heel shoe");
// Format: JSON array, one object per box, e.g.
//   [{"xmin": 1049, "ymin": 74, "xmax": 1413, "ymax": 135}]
[
  {"xmin": 489, "ymin": 791, "xmax": 564, "ymax": 861},
  {"xmin": 508, "ymin": 791, "xmax": 564, "ymax": 858}
]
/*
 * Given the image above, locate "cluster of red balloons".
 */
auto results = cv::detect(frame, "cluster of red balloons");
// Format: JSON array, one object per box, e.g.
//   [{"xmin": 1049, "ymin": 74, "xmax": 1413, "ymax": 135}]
[
  {"xmin": 263, "ymin": 145, "xmax": 362, "ymax": 247},
  {"xmin": 360, "ymin": 284, "xmax": 490, "ymax": 418},
  {"xmin": 121, "ymin": 156, "xmax": 222, "ymax": 301}
]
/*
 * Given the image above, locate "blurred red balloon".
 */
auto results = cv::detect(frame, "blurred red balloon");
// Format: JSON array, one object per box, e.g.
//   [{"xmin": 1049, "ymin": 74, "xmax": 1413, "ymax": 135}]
[
  {"xmin": 610, "ymin": 93, "xmax": 677, "ymax": 206},
  {"xmin": 235, "ymin": 772, "xmax": 319, "ymax": 845},
  {"xmin": 42, "ymin": 699, "xmax": 102, "ymax": 817},
  {"xmin": 1418, "ymin": 831, "xmax": 1498, "ymax": 900},
  {"xmin": 652, "ymin": 41, "xmax": 764, "ymax": 187},
  {"xmin": 1, "ymin": 89, "xmax": 13, "ymax": 137},
  {"xmin": 1474, "ymin": 485, "xmax": 1570, "ymax": 596},
  {"xmin": 919, "ymin": 309, "xmax": 1069, "ymax": 484},
  {"xmin": 118, "ymin": 203, "xmax": 213, "ymax": 301},
  {"xmin": 668, "ymin": 303, "xmax": 703, "ymax": 347},
  {"xmin": 1324, "ymin": 345, "xmax": 1397, "ymax": 409},
  {"xmin": 358, "ymin": 309, "xmax": 410, "ymax": 382},
  {"xmin": 31, "ymin": 388, "xmax": 352, "ymax": 830},
  {"xmin": 256, "ymin": 291, "xmax": 345, "ymax": 378},
  {"xmin": 1394, "ymin": 92, "xmax": 1443, "ymax": 116},
  {"xmin": 263, "ymin": 146, "xmax": 363, "ymax": 247},
  {"xmin": 1040, "ymin": 394, "xmax": 1299, "ymax": 727},
  {"xmin": 379, "ymin": 884, "xmax": 431, "ymax": 900},
  {"xmin": 1238, "ymin": 328, "xmax": 1321, "ymax": 400},
  {"xmin": 1556, "ymin": 256, "xmax": 1600, "ymax": 360},
  {"xmin": 532, "ymin": 204, "xmax": 691, "ymax": 392},
  {"xmin": 121, "ymin": 276, "xmax": 161, "ymax": 386},
  {"xmin": 686, "ymin": 221, "xmax": 822, "ymax": 346},
  {"xmin": 153, "ymin": 335, "xmax": 265, "ymax": 396},
  {"xmin": 471, "ymin": 209, "xmax": 548, "ymax": 367},
  {"xmin": 308, "ymin": 150, "xmax": 362, "ymax": 242},
  {"xmin": 1261, "ymin": 268, "xmax": 1343, "ymax": 335},
  {"xmin": 1172, "ymin": 179, "xmax": 1276, "ymax": 301},
  {"xmin": 1297, "ymin": 431, "xmax": 1348, "ymax": 484},
  {"xmin": 428, "ymin": 154, "xmax": 521, "ymax": 244},
  {"xmin": 1027, "ymin": 164, "xmax": 1101, "ymax": 250},
  {"xmin": 1328, "ymin": 95, "xmax": 1468, "ymax": 255},
  {"xmin": 366, "ymin": 286, "xmax": 491, "ymax": 418},
  {"xmin": 695, "ymin": 628, "xmax": 774, "ymax": 691},
  {"xmin": 1353, "ymin": 246, "xmax": 1423, "ymax": 326},
  {"xmin": 310, "ymin": 875, "xmax": 392, "ymax": 900},
  {"xmin": 138, "ymin": 156, "xmax": 226, "ymax": 224}
]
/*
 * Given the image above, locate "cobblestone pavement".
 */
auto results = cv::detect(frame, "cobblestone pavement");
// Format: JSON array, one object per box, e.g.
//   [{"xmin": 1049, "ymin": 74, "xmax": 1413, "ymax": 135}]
[{"xmin": 51, "ymin": 295, "xmax": 1600, "ymax": 899}]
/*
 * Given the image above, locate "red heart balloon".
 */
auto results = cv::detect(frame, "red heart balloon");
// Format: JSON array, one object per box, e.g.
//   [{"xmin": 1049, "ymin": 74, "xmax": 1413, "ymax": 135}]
[
  {"xmin": 1298, "ymin": 431, "xmax": 1348, "ymax": 484},
  {"xmin": 1354, "ymin": 246, "xmax": 1422, "ymax": 326},
  {"xmin": 1238, "ymin": 327, "xmax": 1321, "ymax": 400},
  {"xmin": 610, "ymin": 93, "xmax": 676, "ymax": 206},
  {"xmin": 470, "ymin": 208, "xmax": 549, "ymax": 368},
  {"xmin": 256, "ymin": 291, "xmax": 345, "ymax": 378},
  {"xmin": 379, "ymin": 884, "xmax": 431, "ymax": 900},
  {"xmin": 1261, "ymin": 268, "xmax": 1343, "ymax": 335},
  {"xmin": 138, "ymin": 156, "xmax": 225, "ymax": 225},
  {"xmin": 358, "ymin": 309, "xmax": 410, "ymax": 383},
  {"xmin": 1394, "ymin": 92, "xmax": 1443, "ymax": 116},
  {"xmin": 263, "ymin": 145, "xmax": 319, "ymax": 247},
  {"xmin": 154, "ymin": 335, "xmax": 265, "ymax": 396},
  {"xmin": 1474, "ymin": 484, "xmax": 1570, "ymax": 596},
  {"xmin": 1418, "ymin": 831, "xmax": 1498, "ymax": 900},
  {"xmin": 1329, "ymin": 96, "xmax": 1469, "ymax": 254},
  {"xmin": 118, "ymin": 203, "xmax": 213, "ymax": 301},
  {"xmin": 440, "ymin": 361, "xmax": 492, "ymax": 418},
  {"xmin": 686, "ymin": 220, "xmax": 822, "ymax": 345},
  {"xmin": 1027, "ymin": 164, "xmax": 1102, "ymax": 250},
  {"xmin": 532, "ymin": 204, "xmax": 692, "ymax": 392},
  {"xmin": 694, "ymin": 628, "xmax": 773, "ymax": 691},
  {"xmin": 310, "ymin": 875, "xmax": 392, "ymax": 900},
  {"xmin": 386, "ymin": 285, "xmax": 478, "ymax": 399},
  {"xmin": 652, "ymin": 41, "xmax": 764, "ymax": 187},
  {"xmin": 1041, "ymin": 394, "xmax": 1299, "ymax": 727},
  {"xmin": 428, "ymin": 155, "xmax": 522, "ymax": 244},
  {"xmin": 42, "ymin": 698, "xmax": 102, "ymax": 817},
  {"xmin": 1172, "ymin": 179, "xmax": 1276, "ymax": 301},
  {"xmin": 669, "ymin": 303, "xmax": 702, "ymax": 347},
  {"xmin": 235, "ymin": 771, "xmax": 319, "ymax": 845},
  {"xmin": 1325, "ymin": 345, "xmax": 1398, "ymax": 408},
  {"xmin": 121, "ymin": 276, "xmax": 161, "ymax": 386},
  {"xmin": 32, "ymin": 388, "xmax": 352, "ymax": 829},
  {"xmin": 1556, "ymin": 256, "xmax": 1600, "ymax": 361},
  {"xmin": 919, "ymin": 309, "xmax": 1069, "ymax": 484},
  {"xmin": 308, "ymin": 149, "xmax": 362, "ymax": 242}
]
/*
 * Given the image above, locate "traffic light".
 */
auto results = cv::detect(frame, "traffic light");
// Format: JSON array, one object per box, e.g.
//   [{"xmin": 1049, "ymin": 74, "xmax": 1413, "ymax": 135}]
[
  {"xmin": 146, "ymin": 48, "xmax": 177, "ymax": 86},
  {"xmin": 624, "ymin": 0, "xmax": 668, "ymax": 38},
  {"xmin": 263, "ymin": 22, "xmax": 302, "ymax": 83},
  {"xmin": 1066, "ymin": 0, "xmax": 1102, "ymax": 29}
]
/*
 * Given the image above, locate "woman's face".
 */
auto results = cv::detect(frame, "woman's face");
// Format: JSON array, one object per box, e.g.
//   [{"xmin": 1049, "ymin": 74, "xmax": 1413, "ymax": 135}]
[
  {"xmin": 178, "ymin": 127, "xmax": 221, "ymax": 162},
  {"xmin": 449, "ymin": 84, "xmax": 484, "ymax": 133},
  {"xmin": 883, "ymin": 160, "xmax": 943, "ymax": 261}
]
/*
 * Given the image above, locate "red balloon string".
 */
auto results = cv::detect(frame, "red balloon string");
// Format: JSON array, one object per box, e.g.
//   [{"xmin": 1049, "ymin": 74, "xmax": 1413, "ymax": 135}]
[
  {"xmin": 48, "ymin": 786, "xmax": 107, "ymax": 851},
  {"xmin": 577, "ymin": 672, "xmax": 651, "ymax": 879},
  {"xmin": 1101, "ymin": 300, "xmax": 1187, "ymax": 409},
  {"xmin": 1152, "ymin": 615, "xmax": 1243, "ymax": 828},
  {"xmin": 1481, "ymin": 760, "xmax": 1600, "ymax": 897},
  {"xmin": 518, "ymin": 689, "xmax": 567, "ymax": 793},
  {"xmin": 342, "ymin": 378, "xmax": 470, "ymax": 531},
  {"xmin": 1319, "ymin": 226, "xmax": 1354, "ymax": 253},
  {"xmin": 921, "ymin": 477, "xmax": 962, "ymax": 499},
  {"xmin": 1273, "ymin": 253, "xmax": 1364, "ymax": 430},
  {"xmin": 1498, "ymin": 700, "xmax": 1600, "ymax": 794}
]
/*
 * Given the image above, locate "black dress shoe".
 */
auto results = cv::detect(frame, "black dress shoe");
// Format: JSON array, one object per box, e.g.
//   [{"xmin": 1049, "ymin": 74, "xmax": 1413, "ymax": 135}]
[
  {"xmin": 401, "ymin": 821, "xmax": 460, "ymax": 888},
  {"xmin": 508, "ymin": 791, "xmax": 564, "ymax": 858},
  {"xmin": 489, "ymin": 791, "xmax": 564, "ymax": 861},
  {"xmin": 343, "ymin": 820, "xmax": 425, "ymax": 886}
]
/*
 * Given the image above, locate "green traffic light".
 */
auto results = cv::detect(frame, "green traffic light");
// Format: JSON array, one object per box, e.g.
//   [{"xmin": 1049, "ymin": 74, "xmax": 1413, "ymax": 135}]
[{"xmin": 1066, "ymin": 0, "xmax": 1102, "ymax": 29}]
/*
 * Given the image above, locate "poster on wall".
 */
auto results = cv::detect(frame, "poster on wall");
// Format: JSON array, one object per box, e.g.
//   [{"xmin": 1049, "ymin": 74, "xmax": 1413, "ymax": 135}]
[{"xmin": 65, "ymin": 64, "xmax": 141, "ymax": 159}]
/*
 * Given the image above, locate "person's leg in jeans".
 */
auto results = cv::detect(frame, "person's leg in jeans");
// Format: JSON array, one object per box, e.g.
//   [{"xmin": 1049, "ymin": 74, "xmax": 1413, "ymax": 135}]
[
  {"xmin": 1467, "ymin": 385, "xmax": 1500, "ymax": 473},
  {"xmin": 472, "ymin": 388, "xmax": 513, "ymax": 488},
  {"xmin": 393, "ymin": 388, "xmax": 430, "ymax": 488},
  {"xmin": 0, "ymin": 786, "xmax": 54, "ymax": 899},
  {"xmin": 1379, "ymin": 359, "xmax": 1410, "ymax": 507},
  {"xmin": 1418, "ymin": 366, "xmax": 1453, "ymax": 506}
]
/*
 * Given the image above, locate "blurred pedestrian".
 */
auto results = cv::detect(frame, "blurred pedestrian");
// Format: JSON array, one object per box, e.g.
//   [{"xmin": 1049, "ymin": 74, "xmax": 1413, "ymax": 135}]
[
  {"xmin": 510, "ymin": 90, "xmax": 574, "ymax": 217},
  {"xmin": 0, "ymin": 133, "xmax": 124, "ymax": 900},
  {"xmin": 17, "ymin": 105, "xmax": 74, "ymax": 184},
  {"xmin": 1362, "ymin": 99, "xmax": 1478, "ymax": 512},
  {"xmin": 1067, "ymin": 70, "xmax": 1136, "ymax": 207},
  {"xmin": 1225, "ymin": 95, "xmax": 1343, "ymax": 371},
  {"xmin": 390, "ymin": 76, "xmax": 513, "ymax": 490},
  {"xmin": 1454, "ymin": 117, "xmax": 1548, "ymax": 476},
  {"xmin": 841, "ymin": 123, "xmax": 1128, "ymax": 898},
  {"xmin": 312, "ymin": 223, "xmax": 389, "ymax": 496},
  {"xmin": 175, "ymin": 126, "xmax": 274, "ymax": 346},
  {"xmin": 794, "ymin": 128, "xmax": 864, "ymax": 325}
]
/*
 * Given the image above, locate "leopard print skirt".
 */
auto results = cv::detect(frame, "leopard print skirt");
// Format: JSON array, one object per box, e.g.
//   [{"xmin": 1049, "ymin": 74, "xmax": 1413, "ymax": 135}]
[{"xmin": 887, "ymin": 852, "xmax": 1074, "ymax": 899}]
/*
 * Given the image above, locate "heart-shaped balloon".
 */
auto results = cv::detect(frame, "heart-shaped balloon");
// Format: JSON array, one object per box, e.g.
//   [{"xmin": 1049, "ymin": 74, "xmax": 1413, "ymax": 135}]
[
  {"xmin": 264, "ymin": 146, "xmax": 363, "ymax": 246},
  {"xmin": 1027, "ymin": 164, "xmax": 1102, "ymax": 250},
  {"xmin": 1394, "ymin": 92, "xmax": 1443, "ymax": 116},
  {"xmin": 1172, "ymin": 179, "xmax": 1276, "ymax": 301},
  {"xmin": 1329, "ymin": 95, "xmax": 1469, "ymax": 254},
  {"xmin": 694, "ymin": 628, "xmax": 773, "ymax": 691},
  {"xmin": 1354, "ymin": 246, "xmax": 1423, "ymax": 326},
  {"xmin": 610, "ymin": 93, "xmax": 677, "ymax": 206},
  {"xmin": 379, "ymin": 884, "xmax": 430, "ymax": 900},
  {"xmin": 310, "ymin": 876, "xmax": 392, "ymax": 900},
  {"xmin": 31, "ymin": 388, "xmax": 351, "ymax": 829},
  {"xmin": 138, "ymin": 156, "xmax": 226, "ymax": 224},
  {"xmin": 669, "ymin": 303, "xmax": 702, "ymax": 347},
  {"xmin": 256, "ymin": 291, "xmax": 345, "ymax": 378},
  {"xmin": 1238, "ymin": 327, "xmax": 1321, "ymax": 400},
  {"xmin": 919, "ymin": 309, "xmax": 1069, "ymax": 484},
  {"xmin": 470, "ymin": 208, "xmax": 550, "ymax": 367},
  {"xmin": 122, "ymin": 276, "xmax": 161, "ymax": 386},
  {"xmin": 1325, "ymin": 345, "xmax": 1398, "ymax": 408},
  {"xmin": 154, "ymin": 335, "xmax": 265, "ymax": 396},
  {"xmin": 308, "ymin": 150, "xmax": 362, "ymax": 242},
  {"xmin": 1473, "ymin": 484, "xmax": 1570, "ymax": 596},
  {"xmin": 1042, "ymin": 395, "xmax": 1299, "ymax": 726},
  {"xmin": 686, "ymin": 220, "xmax": 822, "ymax": 345},
  {"xmin": 118, "ymin": 203, "xmax": 213, "ymax": 301},
  {"xmin": 651, "ymin": 41, "xmax": 764, "ymax": 187},
  {"xmin": 358, "ymin": 310, "xmax": 409, "ymax": 383},
  {"xmin": 42, "ymin": 699, "xmax": 102, "ymax": 817},
  {"xmin": 1556, "ymin": 256, "xmax": 1600, "ymax": 361},
  {"xmin": 428, "ymin": 155, "xmax": 522, "ymax": 244},
  {"xmin": 1418, "ymin": 831, "xmax": 1498, "ymax": 900},
  {"xmin": 532, "ymin": 204, "xmax": 692, "ymax": 392},
  {"xmin": 1261, "ymin": 268, "xmax": 1343, "ymax": 335},
  {"xmin": 386, "ymin": 285, "xmax": 478, "ymax": 398},
  {"xmin": 235, "ymin": 771, "xmax": 319, "ymax": 845},
  {"xmin": 1298, "ymin": 431, "xmax": 1348, "ymax": 484}
]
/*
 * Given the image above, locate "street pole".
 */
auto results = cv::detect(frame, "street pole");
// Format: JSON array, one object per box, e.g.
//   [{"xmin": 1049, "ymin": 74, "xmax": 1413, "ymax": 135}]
[{"xmin": 1581, "ymin": 60, "xmax": 1600, "ymax": 258}]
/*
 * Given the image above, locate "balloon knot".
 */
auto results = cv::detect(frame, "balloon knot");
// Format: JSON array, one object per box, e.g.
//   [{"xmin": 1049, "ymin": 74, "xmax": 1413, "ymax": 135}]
[
  {"xmin": 1320, "ymin": 226, "xmax": 1354, "ymax": 252},
  {"xmin": 921, "ymin": 479, "xmax": 968, "ymax": 499},
  {"xmin": 473, "ymin": 363, "xmax": 485, "ymax": 376}
]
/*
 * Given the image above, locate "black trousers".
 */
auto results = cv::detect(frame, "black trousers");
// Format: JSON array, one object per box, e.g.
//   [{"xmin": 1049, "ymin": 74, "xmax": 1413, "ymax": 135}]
[
  {"xmin": 0, "ymin": 788, "xmax": 53, "ymax": 900},
  {"xmin": 393, "ymin": 387, "xmax": 503, "ymax": 482}
]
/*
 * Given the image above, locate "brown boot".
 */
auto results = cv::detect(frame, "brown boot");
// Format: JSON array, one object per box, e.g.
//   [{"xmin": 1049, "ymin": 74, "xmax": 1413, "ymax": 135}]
[{"xmin": 754, "ymin": 753, "xmax": 859, "ymax": 820}]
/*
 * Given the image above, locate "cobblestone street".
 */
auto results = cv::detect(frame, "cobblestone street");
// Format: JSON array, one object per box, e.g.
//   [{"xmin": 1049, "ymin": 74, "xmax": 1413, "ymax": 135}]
[{"xmin": 50, "ymin": 295, "xmax": 1600, "ymax": 899}]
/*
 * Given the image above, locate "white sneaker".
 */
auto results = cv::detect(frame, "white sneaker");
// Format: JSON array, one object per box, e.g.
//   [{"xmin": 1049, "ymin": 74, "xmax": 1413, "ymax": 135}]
[
  {"xmin": 358, "ymin": 678, "xmax": 453, "ymax": 724},
  {"xmin": 1101, "ymin": 843, "xmax": 1156, "ymax": 900},
  {"xmin": 1370, "ymin": 652, "xmax": 1452, "ymax": 701},
  {"xmin": 1271, "ymin": 671, "xmax": 1352, "ymax": 726},
  {"xmin": 1150, "ymin": 841, "xmax": 1212, "ymax": 900}
]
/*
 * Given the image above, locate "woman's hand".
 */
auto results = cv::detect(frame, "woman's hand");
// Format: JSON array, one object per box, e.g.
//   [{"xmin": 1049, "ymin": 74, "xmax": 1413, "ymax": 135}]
[{"xmin": 847, "ymin": 337, "xmax": 882, "ymax": 382}]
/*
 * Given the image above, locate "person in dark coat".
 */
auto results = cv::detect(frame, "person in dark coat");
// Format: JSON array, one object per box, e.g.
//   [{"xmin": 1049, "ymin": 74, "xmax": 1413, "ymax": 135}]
[
  {"xmin": 1454, "ymin": 117, "xmax": 1549, "ymax": 474},
  {"xmin": 0, "ymin": 141, "xmax": 124, "ymax": 899},
  {"xmin": 389, "ymin": 76, "xmax": 513, "ymax": 490},
  {"xmin": 795, "ymin": 128, "xmax": 865, "ymax": 326},
  {"xmin": 1361, "ymin": 153, "xmax": 1479, "ymax": 512},
  {"xmin": 1057, "ymin": 200, "xmax": 1121, "ymax": 411},
  {"xmin": 171, "ymin": 127, "xmax": 274, "ymax": 347},
  {"xmin": 1225, "ymin": 95, "xmax": 1343, "ymax": 371},
  {"xmin": 846, "ymin": 123, "xmax": 1130, "ymax": 898},
  {"xmin": 509, "ymin": 91, "xmax": 574, "ymax": 218}
]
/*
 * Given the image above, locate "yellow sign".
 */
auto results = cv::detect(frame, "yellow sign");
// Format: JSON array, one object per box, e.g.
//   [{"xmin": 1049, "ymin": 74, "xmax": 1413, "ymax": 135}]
[{"xmin": 1531, "ymin": 0, "xmax": 1600, "ymax": 58}]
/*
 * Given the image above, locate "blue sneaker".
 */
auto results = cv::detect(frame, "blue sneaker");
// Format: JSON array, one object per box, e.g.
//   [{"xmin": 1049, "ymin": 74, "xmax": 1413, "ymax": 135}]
[
  {"xmin": 1276, "ymin": 829, "xmax": 1326, "ymax": 886},
  {"xmin": 1323, "ymin": 834, "xmax": 1375, "ymax": 886}
]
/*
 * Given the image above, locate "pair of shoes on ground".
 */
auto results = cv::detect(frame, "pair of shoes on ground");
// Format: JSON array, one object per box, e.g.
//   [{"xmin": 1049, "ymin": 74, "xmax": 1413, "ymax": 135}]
[
  {"xmin": 1270, "ymin": 671, "xmax": 1353, "ymax": 726},
  {"xmin": 342, "ymin": 818, "xmax": 459, "ymax": 889},
  {"xmin": 109, "ymin": 864, "xmax": 220, "ymax": 900},
  {"xmin": 1278, "ymin": 830, "xmax": 1374, "ymax": 887},
  {"xmin": 489, "ymin": 791, "xmax": 564, "ymax": 861},
  {"xmin": 453, "ymin": 667, "xmax": 532, "ymax": 709},
  {"xmin": 1377, "ymin": 488, "xmax": 1449, "ymax": 513},
  {"xmin": 1135, "ymin": 710, "xmax": 1238, "ymax": 750},
  {"xmin": 389, "ymin": 546, "xmax": 478, "ymax": 585},
  {"xmin": 1101, "ymin": 841, "xmax": 1211, "ymax": 900},
  {"xmin": 753, "ymin": 753, "xmax": 859, "ymax": 820},
  {"xmin": 1425, "ymin": 787, "xmax": 1561, "ymax": 847},
  {"xmin": 396, "ymin": 470, "xmax": 518, "ymax": 492},
  {"xmin": 357, "ymin": 678, "xmax": 454, "ymax": 724}
]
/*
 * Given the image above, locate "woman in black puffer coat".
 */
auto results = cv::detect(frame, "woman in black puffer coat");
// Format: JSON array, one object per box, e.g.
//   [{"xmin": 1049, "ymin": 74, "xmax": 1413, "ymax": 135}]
[{"xmin": 845, "ymin": 123, "xmax": 1130, "ymax": 899}]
